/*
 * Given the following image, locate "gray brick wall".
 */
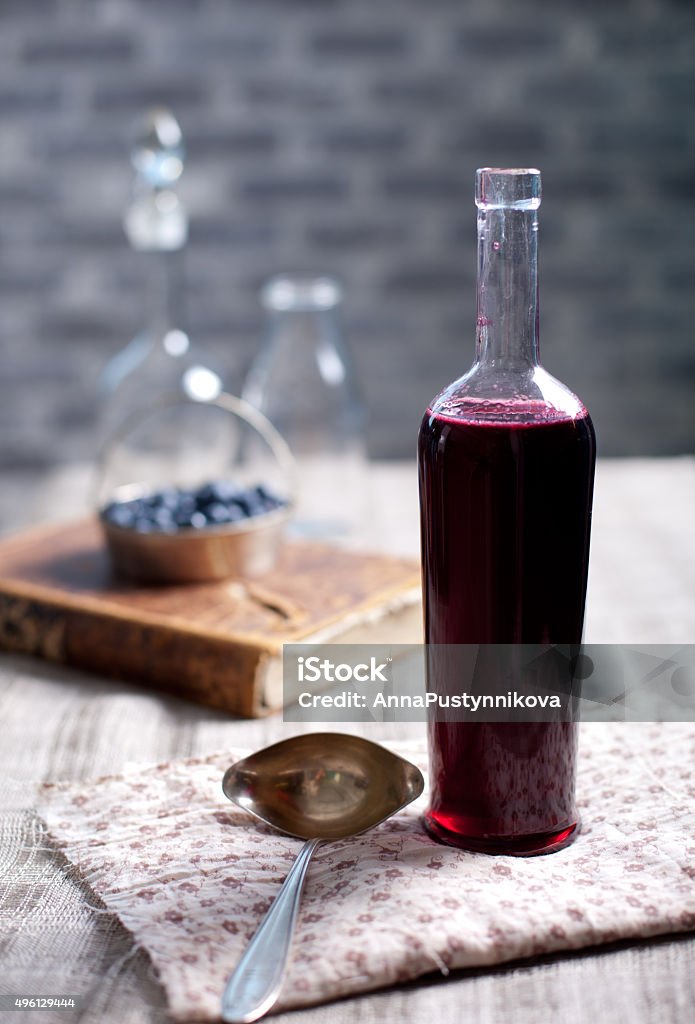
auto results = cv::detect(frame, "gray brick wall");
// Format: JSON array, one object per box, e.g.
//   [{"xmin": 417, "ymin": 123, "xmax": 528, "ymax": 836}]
[{"xmin": 0, "ymin": 0, "xmax": 693, "ymax": 469}]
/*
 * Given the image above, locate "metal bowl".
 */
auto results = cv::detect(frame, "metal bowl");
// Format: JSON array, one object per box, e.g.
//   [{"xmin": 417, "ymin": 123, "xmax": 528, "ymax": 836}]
[
  {"xmin": 100, "ymin": 491, "xmax": 292, "ymax": 584},
  {"xmin": 97, "ymin": 393, "xmax": 295, "ymax": 584}
]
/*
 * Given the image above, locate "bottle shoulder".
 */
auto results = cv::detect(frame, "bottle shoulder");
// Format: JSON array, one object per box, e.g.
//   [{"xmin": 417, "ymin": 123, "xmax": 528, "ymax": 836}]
[{"xmin": 427, "ymin": 364, "xmax": 590, "ymax": 427}]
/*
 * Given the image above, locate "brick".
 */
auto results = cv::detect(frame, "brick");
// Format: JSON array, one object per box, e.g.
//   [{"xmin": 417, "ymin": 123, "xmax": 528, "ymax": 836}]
[
  {"xmin": 121, "ymin": 0, "xmax": 206, "ymax": 9},
  {"xmin": 53, "ymin": 399, "xmax": 100, "ymax": 432},
  {"xmin": 36, "ymin": 220, "xmax": 128, "ymax": 250},
  {"xmin": 0, "ymin": 0, "xmax": 55, "ymax": 16},
  {"xmin": 38, "ymin": 310, "xmax": 134, "ymax": 344},
  {"xmin": 372, "ymin": 77, "xmax": 458, "ymax": 106},
  {"xmin": 600, "ymin": 20, "xmax": 695, "ymax": 58},
  {"xmin": 244, "ymin": 77, "xmax": 344, "ymax": 108},
  {"xmin": 310, "ymin": 31, "xmax": 409, "ymax": 58},
  {"xmin": 188, "ymin": 312, "xmax": 259, "ymax": 337},
  {"xmin": 662, "ymin": 352, "xmax": 695, "ymax": 378},
  {"xmin": 384, "ymin": 265, "xmax": 472, "ymax": 294},
  {"xmin": 611, "ymin": 211, "xmax": 691, "ymax": 247},
  {"xmin": 0, "ymin": 447, "xmax": 59, "ymax": 472},
  {"xmin": 648, "ymin": 71, "xmax": 695, "ymax": 106},
  {"xmin": 167, "ymin": 34, "xmax": 274, "ymax": 62},
  {"xmin": 241, "ymin": 175, "xmax": 348, "ymax": 200},
  {"xmin": 0, "ymin": 178, "xmax": 56, "ymax": 204},
  {"xmin": 0, "ymin": 267, "xmax": 59, "ymax": 294},
  {"xmin": 189, "ymin": 219, "xmax": 278, "ymax": 245},
  {"xmin": 308, "ymin": 221, "xmax": 408, "ymax": 248},
  {"xmin": 0, "ymin": 84, "xmax": 62, "ymax": 112},
  {"xmin": 454, "ymin": 119, "xmax": 549, "ymax": 152},
  {"xmin": 382, "ymin": 172, "xmax": 467, "ymax": 200},
  {"xmin": 589, "ymin": 305, "xmax": 689, "ymax": 337},
  {"xmin": 662, "ymin": 266, "xmax": 695, "ymax": 291},
  {"xmin": 457, "ymin": 24, "xmax": 561, "ymax": 58},
  {"xmin": 184, "ymin": 127, "xmax": 278, "ymax": 157},
  {"xmin": 345, "ymin": 313, "xmax": 413, "ymax": 339},
  {"xmin": 539, "ymin": 170, "xmax": 622, "ymax": 200},
  {"xmin": 446, "ymin": 219, "xmax": 477, "ymax": 246},
  {"xmin": 542, "ymin": 262, "xmax": 629, "ymax": 293},
  {"xmin": 0, "ymin": 355, "xmax": 76, "ymax": 388},
  {"xmin": 524, "ymin": 71, "xmax": 621, "ymax": 107},
  {"xmin": 653, "ymin": 170, "xmax": 695, "ymax": 200},
  {"xmin": 440, "ymin": 313, "xmax": 478, "ymax": 340},
  {"xmin": 23, "ymin": 33, "xmax": 135, "ymax": 64},
  {"xmin": 36, "ymin": 129, "xmax": 128, "ymax": 161},
  {"xmin": 93, "ymin": 80, "xmax": 206, "ymax": 112},
  {"xmin": 315, "ymin": 124, "xmax": 407, "ymax": 154},
  {"xmin": 252, "ymin": 0, "xmax": 346, "ymax": 5},
  {"xmin": 547, "ymin": 0, "xmax": 632, "ymax": 7},
  {"xmin": 588, "ymin": 122, "xmax": 688, "ymax": 155}
]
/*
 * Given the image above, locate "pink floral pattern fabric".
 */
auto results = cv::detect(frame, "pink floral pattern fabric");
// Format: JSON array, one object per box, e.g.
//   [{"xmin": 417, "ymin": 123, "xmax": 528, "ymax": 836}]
[{"xmin": 38, "ymin": 724, "xmax": 695, "ymax": 1020}]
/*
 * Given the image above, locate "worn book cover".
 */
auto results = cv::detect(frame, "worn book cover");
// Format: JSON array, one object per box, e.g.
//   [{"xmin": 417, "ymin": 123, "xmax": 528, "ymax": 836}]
[{"xmin": 0, "ymin": 519, "xmax": 422, "ymax": 717}]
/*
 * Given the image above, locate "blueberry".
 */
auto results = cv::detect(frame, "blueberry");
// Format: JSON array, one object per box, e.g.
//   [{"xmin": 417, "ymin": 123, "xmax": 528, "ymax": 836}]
[
  {"xmin": 174, "ymin": 510, "xmax": 194, "ymax": 528},
  {"xmin": 107, "ymin": 498, "xmax": 148, "ymax": 527},
  {"xmin": 195, "ymin": 481, "xmax": 235, "ymax": 507},
  {"xmin": 232, "ymin": 493, "xmax": 252, "ymax": 516},
  {"xmin": 206, "ymin": 502, "xmax": 232, "ymax": 525},
  {"xmin": 254, "ymin": 483, "xmax": 279, "ymax": 503},
  {"xmin": 152, "ymin": 507, "xmax": 175, "ymax": 530},
  {"xmin": 194, "ymin": 482, "xmax": 218, "ymax": 506},
  {"xmin": 105, "ymin": 503, "xmax": 132, "ymax": 528},
  {"xmin": 225, "ymin": 496, "xmax": 246, "ymax": 518},
  {"xmin": 177, "ymin": 495, "xmax": 197, "ymax": 517},
  {"xmin": 104, "ymin": 479, "xmax": 288, "ymax": 534},
  {"xmin": 225, "ymin": 504, "xmax": 245, "ymax": 523},
  {"xmin": 153, "ymin": 488, "xmax": 179, "ymax": 510},
  {"xmin": 220, "ymin": 480, "xmax": 247, "ymax": 503},
  {"xmin": 253, "ymin": 483, "xmax": 286, "ymax": 513},
  {"xmin": 189, "ymin": 511, "xmax": 208, "ymax": 529},
  {"xmin": 133, "ymin": 517, "xmax": 155, "ymax": 533},
  {"xmin": 246, "ymin": 497, "xmax": 268, "ymax": 518}
]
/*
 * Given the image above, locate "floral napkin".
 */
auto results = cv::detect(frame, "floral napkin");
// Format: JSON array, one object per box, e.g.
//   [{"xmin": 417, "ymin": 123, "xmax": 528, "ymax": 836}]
[{"xmin": 38, "ymin": 723, "xmax": 695, "ymax": 1020}]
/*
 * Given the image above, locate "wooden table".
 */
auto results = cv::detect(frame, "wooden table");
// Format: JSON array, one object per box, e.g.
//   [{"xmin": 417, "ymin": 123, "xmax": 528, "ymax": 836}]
[{"xmin": 1, "ymin": 459, "xmax": 693, "ymax": 1024}]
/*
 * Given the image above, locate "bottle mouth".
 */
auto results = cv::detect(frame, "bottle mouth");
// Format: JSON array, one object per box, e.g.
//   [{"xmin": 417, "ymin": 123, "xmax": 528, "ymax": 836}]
[
  {"xmin": 475, "ymin": 168, "xmax": 542, "ymax": 210},
  {"xmin": 261, "ymin": 275, "xmax": 343, "ymax": 312}
]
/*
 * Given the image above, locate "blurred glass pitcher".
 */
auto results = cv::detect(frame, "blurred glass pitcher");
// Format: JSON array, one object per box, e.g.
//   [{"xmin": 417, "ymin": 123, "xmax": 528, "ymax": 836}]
[{"xmin": 243, "ymin": 275, "xmax": 368, "ymax": 543}]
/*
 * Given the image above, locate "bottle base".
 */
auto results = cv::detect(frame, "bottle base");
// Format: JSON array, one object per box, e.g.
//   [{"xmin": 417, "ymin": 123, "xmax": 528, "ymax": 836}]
[{"xmin": 423, "ymin": 813, "xmax": 580, "ymax": 857}]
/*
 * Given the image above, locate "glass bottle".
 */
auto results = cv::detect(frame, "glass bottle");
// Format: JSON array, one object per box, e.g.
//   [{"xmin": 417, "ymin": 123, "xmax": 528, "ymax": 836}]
[
  {"xmin": 98, "ymin": 108, "xmax": 224, "ymax": 445},
  {"xmin": 243, "ymin": 275, "xmax": 368, "ymax": 543},
  {"xmin": 418, "ymin": 169, "xmax": 596, "ymax": 855}
]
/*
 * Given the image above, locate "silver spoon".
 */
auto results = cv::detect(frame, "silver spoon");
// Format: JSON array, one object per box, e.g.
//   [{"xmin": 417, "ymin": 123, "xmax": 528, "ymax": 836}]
[{"xmin": 220, "ymin": 732, "xmax": 424, "ymax": 1023}]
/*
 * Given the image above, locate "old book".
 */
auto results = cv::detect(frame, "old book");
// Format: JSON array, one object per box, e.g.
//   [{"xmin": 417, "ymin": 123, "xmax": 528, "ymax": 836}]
[{"xmin": 0, "ymin": 519, "xmax": 422, "ymax": 717}]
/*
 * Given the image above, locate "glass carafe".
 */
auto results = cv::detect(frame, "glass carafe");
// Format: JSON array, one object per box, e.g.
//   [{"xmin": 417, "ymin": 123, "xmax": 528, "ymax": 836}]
[
  {"xmin": 418, "ymin": 169, "xmax": 596, "ymax": 855},
  {"xmin": 98, "ymin": 109, "xmax": 224, "ymax": 445},
  {"xmin": 243, "ymin": 275, "xmax": 368, "ymax": 543}
]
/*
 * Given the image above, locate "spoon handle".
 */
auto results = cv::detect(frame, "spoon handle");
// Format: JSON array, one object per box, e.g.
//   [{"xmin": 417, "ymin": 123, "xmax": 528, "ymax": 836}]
[{"xmin": 221, "ymin": 837, "xmax": 322, "ymax": 1024}]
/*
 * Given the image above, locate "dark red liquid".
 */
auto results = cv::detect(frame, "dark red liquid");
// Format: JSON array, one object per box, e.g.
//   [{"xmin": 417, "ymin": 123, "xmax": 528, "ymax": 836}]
[{"xmin": 418, "ymin": 401, "xmax": 595, "ymax": 855}]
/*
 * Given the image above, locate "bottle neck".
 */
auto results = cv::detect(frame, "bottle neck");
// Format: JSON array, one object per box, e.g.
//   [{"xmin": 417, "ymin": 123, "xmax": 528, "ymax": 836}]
[
  {"xmin": 261, "ymin": 278, "xmax": 344, "ymax": 352},
  {"xmin": 148, "ymin": 250, "xmax": 185, "ymax": 344},
  {"xmin": 475, "ymin": 205, "xmax": 540, "ymax": 371}
]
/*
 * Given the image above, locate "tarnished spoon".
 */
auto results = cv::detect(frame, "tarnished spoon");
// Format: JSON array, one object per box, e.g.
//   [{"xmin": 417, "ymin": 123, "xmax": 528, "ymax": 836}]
[{"xmin": 220, "ymin": 733, "xmax": 424, "ymax": 1023}]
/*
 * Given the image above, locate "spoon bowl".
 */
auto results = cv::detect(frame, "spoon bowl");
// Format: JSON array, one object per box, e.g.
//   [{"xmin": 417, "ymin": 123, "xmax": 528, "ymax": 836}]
[
  {"xmin": 220, "ymin": 733, "xmax": 424, "ymax": 1023},
  {"xmin": 222, "ymin": 732, "xmax": 424, "ymax": 840}
]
